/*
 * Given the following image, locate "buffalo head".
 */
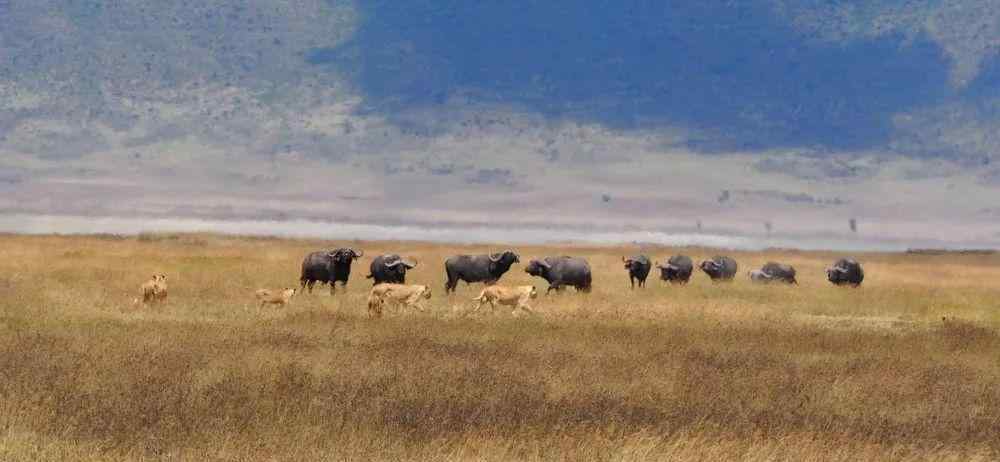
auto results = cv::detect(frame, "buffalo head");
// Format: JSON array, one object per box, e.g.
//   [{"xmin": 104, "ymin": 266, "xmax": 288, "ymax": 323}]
[
  {"xmin": 656, "ymin": 262, "xmax": 677, "ymax": 271},
  {"xmin": 524, "ymin": 259, "xmax": 551, "ymax": 277},
  {"xmin": 385, "ymin": 258, "xmax": 418, "ymax": 270},
  {"xmin": 489, "ymin": 249, "xmax": 520, "ymax": 265},
  {"xmin": 328, "ymin": 248, "xmax": 364, "ymax": 263},
  {"xmin": 622, "ymin": 256, "xmax": 649, "ymax": 271}
]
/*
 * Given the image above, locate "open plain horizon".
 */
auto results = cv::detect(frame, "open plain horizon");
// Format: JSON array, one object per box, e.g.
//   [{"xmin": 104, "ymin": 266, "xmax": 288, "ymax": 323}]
[
  {"xmin": 4, "ymin": 213, "xmax": 999, "ymax": 253},
  {"xmin": 2, "ymin": 232, "xmax": 1000, "ymax": 461}
]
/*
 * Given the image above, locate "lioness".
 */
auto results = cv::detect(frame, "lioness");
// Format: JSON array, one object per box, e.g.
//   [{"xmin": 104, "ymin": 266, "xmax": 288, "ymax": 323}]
[
  {"xmin": 137, "ymin": 274, "xmax": 168, "ymax": 305},
  {"xmin": 470, "ymin": 285, "xmax": 537, "ymax": 315},
  {"xmin": 367, "ymin": 283, "xmax": 432, "ymax": 318},
  {"xmin": 255, "ymin": 287, "xmax": 296, "ymax": 308}
]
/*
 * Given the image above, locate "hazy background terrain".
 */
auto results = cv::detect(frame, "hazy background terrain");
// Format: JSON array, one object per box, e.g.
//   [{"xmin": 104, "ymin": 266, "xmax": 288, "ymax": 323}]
[{"xmin": 2, "ymin": 0, "xmax": 1000, "ymax": 247}]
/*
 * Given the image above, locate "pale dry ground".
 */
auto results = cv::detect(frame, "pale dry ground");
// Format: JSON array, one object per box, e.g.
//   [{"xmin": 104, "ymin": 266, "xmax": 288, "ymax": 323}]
[{"xmin": 2, "ymin": 233, "xmax": 1000, "ymax": 461}]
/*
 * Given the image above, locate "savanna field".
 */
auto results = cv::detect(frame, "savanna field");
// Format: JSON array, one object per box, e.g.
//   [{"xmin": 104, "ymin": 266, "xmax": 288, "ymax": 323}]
[{"xmin": 2, "ymin": 233, "xmax": 1000, "ymax": 461}]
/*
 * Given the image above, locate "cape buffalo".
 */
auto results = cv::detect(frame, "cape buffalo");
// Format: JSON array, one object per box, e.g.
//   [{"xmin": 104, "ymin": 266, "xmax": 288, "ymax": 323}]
[
  {"xmin": 367, "ymin": 254, "xmax": 418, "ymax": 285},
  {"xmin": 525, "ymin": 256, "xmax": 592, "ymax": 294},
  {"xmin": 757, "ymin": 262, "xmax": 798, "ymax": 284},
  {"xmin": 827, "ymin": 258, "xmax": 864, "ymax": 287},
  {"xmin": 444, "ymin": 250, "xmax": 520, "ymax": 293},
  {"xmin": 300, "ymin": 248, "xmax": 364, "ymax": 295},
  {"xmin": 700, "ymin": 256, "xmax": 738, "ymax": 281},
  {"xmin": 656, "ymin": 255, "xmax": 693, "ymax": 284},
  {"xmin": 623, "ymin": 255, "xmax": 651, "ymax": 289}
]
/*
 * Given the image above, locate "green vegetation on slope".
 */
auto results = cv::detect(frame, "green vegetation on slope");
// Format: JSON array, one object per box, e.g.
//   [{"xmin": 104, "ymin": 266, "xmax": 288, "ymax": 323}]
[{"xmin": 2, "ymin": 0, "xmax": 1000, "ymax": 163}]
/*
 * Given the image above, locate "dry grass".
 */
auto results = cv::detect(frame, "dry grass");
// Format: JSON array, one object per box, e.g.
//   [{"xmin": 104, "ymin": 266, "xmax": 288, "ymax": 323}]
[{"xmin": 2, "ymin": 233, "xmax": 1000, "ymax": 461}]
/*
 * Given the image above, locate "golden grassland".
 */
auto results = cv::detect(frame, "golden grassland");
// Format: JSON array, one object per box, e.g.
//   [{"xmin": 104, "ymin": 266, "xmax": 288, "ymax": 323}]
[{"xmin": 2, "ymin": 233, "xmax": 1000, "ymax": 461}]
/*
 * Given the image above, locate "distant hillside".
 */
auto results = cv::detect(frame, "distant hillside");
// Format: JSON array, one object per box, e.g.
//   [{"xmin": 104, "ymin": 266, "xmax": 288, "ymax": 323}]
[
  {"xmin": 2, "ymin": 1, "xmax": 1000, "ymax": 246},
  {"xmin": 0, "ymin": 0, "xmax": 998, "ymax": 163},
  {"xmin": 0, "ymin": 0, "xmax": 357, "ymax": 159}
]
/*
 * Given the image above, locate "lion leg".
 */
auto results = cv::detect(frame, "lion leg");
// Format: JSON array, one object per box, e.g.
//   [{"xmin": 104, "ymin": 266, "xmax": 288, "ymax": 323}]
[{"xmin": 518, "ymin": 299, "xmax": 535, "ymax": 314}]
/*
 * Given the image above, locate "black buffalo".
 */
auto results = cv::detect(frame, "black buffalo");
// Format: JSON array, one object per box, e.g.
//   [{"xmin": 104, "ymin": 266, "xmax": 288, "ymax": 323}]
[
  {"xmin": 757, "ymin": 262, "xmax": 798, "ymax": 284},
  {"xmin": 525, "ymin": 256, "xmax": 592, "ymax": 294},
  {"xmin": 827, "ymin": 258, "xmax": 864, "ymax": 287},
  {"xmin": 300, "ymin": 248, "xmax": 363, "ymax": 295},
  {"xmin": 656, "ymin": 255, "xmax": 693, "ymax": 284},
  {"xmin": 700, "ymin": 256, "xmax": 738, "ymax": 281},
  {"xmin": 623, "ymin": 255, "xmax": 651, "ymax": 289},
  {"xmin": 444, "ymin": 250, "xmax": 520, "ymax": 293},
  {"xmin": 367, "ymin": 254, "xmax": 418, "ymax": 284}
]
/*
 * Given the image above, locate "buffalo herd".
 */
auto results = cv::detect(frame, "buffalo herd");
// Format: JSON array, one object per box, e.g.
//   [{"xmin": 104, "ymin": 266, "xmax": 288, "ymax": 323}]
[{"xmin": 298, "ymin": 249, "xmax": 866, "ymax": 296}]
